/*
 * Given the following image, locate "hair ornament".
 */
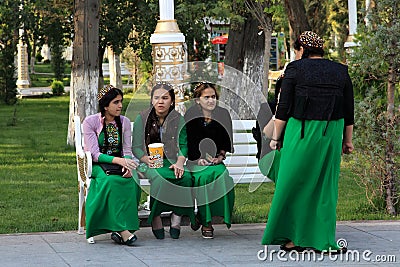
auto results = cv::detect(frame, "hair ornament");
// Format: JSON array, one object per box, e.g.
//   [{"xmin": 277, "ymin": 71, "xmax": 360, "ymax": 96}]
[
  {"xmin": 298, "ymin": 31, "xmax": 324, "ymax": 49},
  {"xmin": 194, "ymin": 81, "xmax": 210, "ymax": 92},
  {"xmin": 154, "ymin": 81, "xmax": 174, "ymax": 90},
  {"xmin": 97, "ymin": 85, "xmax": 114, "ymax": 101}
]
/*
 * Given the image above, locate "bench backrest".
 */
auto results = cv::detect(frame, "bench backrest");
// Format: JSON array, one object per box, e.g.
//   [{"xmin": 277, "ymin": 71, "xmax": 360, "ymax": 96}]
[{"xmin": 226, "ymin": 120, "xmax": 269, "ymax": 184}]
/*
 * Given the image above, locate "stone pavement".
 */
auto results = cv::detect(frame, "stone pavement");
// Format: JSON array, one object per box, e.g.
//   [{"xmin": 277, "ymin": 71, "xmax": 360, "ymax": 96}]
[{"xmin": 0, "ymin": 221, "xmax": 399, "ymax": 266}]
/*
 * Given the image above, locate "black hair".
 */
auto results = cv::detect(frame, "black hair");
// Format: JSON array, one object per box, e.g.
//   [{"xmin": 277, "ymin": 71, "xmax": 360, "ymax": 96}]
[
  {"xmin": 98, "ymin": 86, "xmax": 124, "ymax": 156},
  {"xmin": 193, "ymin": 82, "xmax": 219, "ymax": 100},
  {"xmin": 150, "ymin": 82, "xmax": 175, "ymax": 113}
]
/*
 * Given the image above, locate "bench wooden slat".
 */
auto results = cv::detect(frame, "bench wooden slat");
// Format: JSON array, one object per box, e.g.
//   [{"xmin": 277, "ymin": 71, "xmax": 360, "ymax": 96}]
[
  {"xmin": 224, "ymin": 155, "xmax": 259, "ymax": 166},
  {"xmin": 233, "ymin": 133, "xmax": 256, "ymax": 144},
  {"xmin": 232, "ymin": 174, "xmax": 271, "ymax": 184},
  {"xmin": 232, "ymin": 120, "xmax": 257, "ymax": 131},
  {"xmin": 231, "ymin": 144, "xmax": 258, "ymax": 155}
]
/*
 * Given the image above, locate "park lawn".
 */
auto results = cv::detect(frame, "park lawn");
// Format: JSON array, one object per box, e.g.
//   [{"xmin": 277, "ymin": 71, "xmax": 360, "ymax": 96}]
[{"xmin": 0, "ymin": 95, "xmax": 396, "ymax": 234}]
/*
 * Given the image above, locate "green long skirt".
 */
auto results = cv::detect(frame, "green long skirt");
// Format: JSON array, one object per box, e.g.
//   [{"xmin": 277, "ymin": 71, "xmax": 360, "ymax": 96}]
[
  {"xmin": 259, "ymin": 150, "xmax": 281, "ymax": 183},
  {"xmin": 189, "ymin": 163, "xmax": 235, "ymax": 228},
  {"xmin": 144, "ymin": 159, "xmax": 196, "ymax": 225},
  {"xmin": 261, "ymin": 118, "xmax": 344, "ymax": 251},
  {"xmin": 85, "ymin": 166, "xmax": 141, "ymax": 239}
]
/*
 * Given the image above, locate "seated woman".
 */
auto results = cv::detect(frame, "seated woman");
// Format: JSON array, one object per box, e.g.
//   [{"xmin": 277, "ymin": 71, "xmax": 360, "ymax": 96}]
[
  {"xmin": 132, "ymin": 82, "xmax": 195, "ymax": 240},
  {"xmin": 184, "ymin": 82, "xmax": 235, "ymax": 239},
  {"xmin": 83, "ymin": 85, "xmax": 141, "ymax": 246}
]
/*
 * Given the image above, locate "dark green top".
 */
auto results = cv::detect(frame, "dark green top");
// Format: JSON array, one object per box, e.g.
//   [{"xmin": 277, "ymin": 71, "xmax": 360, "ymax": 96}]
[{"xmin": 132, "ymin": 113, "xmax": 188, "ymax": 161}]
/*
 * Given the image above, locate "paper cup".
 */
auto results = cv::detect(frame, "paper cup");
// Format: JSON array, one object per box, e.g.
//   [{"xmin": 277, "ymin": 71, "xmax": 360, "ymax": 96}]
[{"xmin": 148, "ymin": 143, "xmax": 164, "ymax": 168}]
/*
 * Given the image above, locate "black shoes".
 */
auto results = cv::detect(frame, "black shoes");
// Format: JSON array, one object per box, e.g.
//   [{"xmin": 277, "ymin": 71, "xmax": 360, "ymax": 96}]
[
  {"xmin": 169, "ymin": 227, "xmax": 180, "ymax": 239},
  {"xmin": 111, "ymin": 232, "xmax": 123, "ymax": 244},
  {"xmin": 280, "ymin": 244, "xmax": 348, "ymax": 255},
  {"xmin": 124, "ymin": 234, "xmax": 138, "ymax": 246},
  {"xmin": 111, "ymin": 232, "xmax": 137, "ymax": 246},
  {"xmin": 152, "ymin": 228, "xmax": 165, "ymax": 239},
  {"xmin": 280, "ymin": 244, "xmax": 305, "ymax": 252}
]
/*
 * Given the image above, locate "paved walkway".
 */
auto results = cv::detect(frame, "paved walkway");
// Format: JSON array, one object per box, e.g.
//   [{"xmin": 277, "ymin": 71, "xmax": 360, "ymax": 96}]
[{"xmin": 1, "ymin": 221, "xmax": 399, "ymax": 266}]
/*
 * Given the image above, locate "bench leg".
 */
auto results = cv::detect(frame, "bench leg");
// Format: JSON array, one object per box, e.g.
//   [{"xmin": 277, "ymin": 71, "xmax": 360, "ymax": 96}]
[{"xmin": 77, "ymin": 184, "xmax": 85, "ymax": 235}]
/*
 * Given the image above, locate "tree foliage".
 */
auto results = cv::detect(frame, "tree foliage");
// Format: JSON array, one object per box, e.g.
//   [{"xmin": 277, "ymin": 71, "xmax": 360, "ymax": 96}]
[
  {"xmin": 348, "ymin": 0, "xmax": 400, "ymax": 215},
  {"xmin": 0, "ymin": 1, "xmax": 20, "ymax": 104}
]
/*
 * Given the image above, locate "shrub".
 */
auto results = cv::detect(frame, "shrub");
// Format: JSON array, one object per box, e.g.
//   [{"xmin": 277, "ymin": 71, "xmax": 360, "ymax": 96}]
[{"xmin": 51, "ymin": 80, "xmax": 65, "ymax": 96}]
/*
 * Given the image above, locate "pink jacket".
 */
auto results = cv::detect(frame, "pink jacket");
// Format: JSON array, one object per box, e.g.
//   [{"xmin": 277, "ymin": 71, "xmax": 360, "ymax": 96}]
[{"xmin": 82, "ymin": 113, "xmax": 133, "ymax": 162}]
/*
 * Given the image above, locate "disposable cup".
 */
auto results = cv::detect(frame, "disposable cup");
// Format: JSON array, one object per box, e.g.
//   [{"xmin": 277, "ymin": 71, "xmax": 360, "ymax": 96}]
[{"xmin": 148, "ymin": 143, "xmax": 164, "ymax": 168}]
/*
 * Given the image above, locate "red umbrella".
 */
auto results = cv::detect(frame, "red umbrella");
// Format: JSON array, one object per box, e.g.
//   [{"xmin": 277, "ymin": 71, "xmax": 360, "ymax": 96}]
[{"xmin": 211, "ymin": 35, "xmax": 228, "ymax": 45}]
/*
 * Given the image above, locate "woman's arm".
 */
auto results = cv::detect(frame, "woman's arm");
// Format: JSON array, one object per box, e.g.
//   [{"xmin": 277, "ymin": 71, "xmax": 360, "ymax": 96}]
[
  {"xmin": 269, "ymin": 119, "xmax": 287, "ymax": 151},
  {"xmin": 132, "ymin": 115, "xmax": 146, "ymax": 160},
  {"xmin": 121, "ymin": 116, "xmax": 133, "ymax": 158},
  {"xmin": 342, "ymin": 125, "xmax": 354, "ymax": 154},
  {"xmin": 82, "ymin": 116, "xmax": 103, "ymax": 162}
]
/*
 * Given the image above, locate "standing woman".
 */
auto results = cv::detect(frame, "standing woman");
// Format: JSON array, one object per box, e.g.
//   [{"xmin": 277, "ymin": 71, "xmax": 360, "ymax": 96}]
[
  {"xmin": 184, "ymin": 83, "xmax": 234, "ymax": 239},
  {"xmin": 132, "ymin": 82, "xmax": 195, "ymax": 240},
  {"xmin": 262, "ymin": 31, "xmax": 354, "ymax": 253},
  {"xmin": 83, "ymin": 85, "xmax": 141, "ymax": 246}
]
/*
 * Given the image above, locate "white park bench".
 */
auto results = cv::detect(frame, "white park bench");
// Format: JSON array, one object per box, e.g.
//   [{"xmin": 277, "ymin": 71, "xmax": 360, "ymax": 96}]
[{"xmin": 74, "ymin": 116, "xmax": 269, "ymax": 243}]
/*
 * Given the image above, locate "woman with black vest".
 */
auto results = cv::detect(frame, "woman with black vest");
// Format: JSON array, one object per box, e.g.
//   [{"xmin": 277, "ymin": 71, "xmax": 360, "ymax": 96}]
[
  {"xmin": 261, "ymin": 31, "xmax": 354, "ymax": 254},
  {"xmin": 132, "ymin": 82, "xmax": 195, "ymax": 240},
  {"xmin": 184, "ymin": 82, "xmax": 234, "ymax": 239}
]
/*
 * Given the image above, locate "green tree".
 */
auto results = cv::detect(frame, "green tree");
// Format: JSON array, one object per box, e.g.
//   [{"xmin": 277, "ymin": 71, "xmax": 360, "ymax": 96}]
[
  {"xmin": 348, "ymin": 0, "xmax": 400, "ymax": 215},
  {"xmin": 0, "ymin": 1, "xmax": 20, "ymax": 104},
  {"xmin": 98, "ymin": 0, "xmax": 138, "ymax": 88},
  {"xmin": 41, "ymin": 1, "xmax": 73, "ymax": 81}
]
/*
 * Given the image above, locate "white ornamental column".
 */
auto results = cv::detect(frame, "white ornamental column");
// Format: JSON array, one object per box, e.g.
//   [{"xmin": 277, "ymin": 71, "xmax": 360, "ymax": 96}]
[
  {"xmin": 344, "ymin": 0, "xmax": 358, "ymax": 49},
  {"xmin": 16, "ymin": 29, "xmax": 30, "ymax": 89},
  {"xmin": 150, "ymin": 0, "xmax": 186, "ymax": 114}
]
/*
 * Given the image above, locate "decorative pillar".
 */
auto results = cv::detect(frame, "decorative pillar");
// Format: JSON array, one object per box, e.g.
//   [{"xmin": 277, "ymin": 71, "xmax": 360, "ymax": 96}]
[
  {"xmin": 150, "ymin": 0, "xmax": 186, "ymax": 114},
  {"xmin": 344, "ymin": 0, "xmax": 358, "ymax": 49},
  {"xmin": 16, "ymin": 28, "xmax": 30, "ymax": 89}
]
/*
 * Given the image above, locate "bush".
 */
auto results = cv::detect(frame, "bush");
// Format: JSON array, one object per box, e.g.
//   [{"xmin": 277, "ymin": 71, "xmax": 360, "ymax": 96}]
[{"xmin": 51, "ymin": 80, "xmax": 65, "ymax": 96}]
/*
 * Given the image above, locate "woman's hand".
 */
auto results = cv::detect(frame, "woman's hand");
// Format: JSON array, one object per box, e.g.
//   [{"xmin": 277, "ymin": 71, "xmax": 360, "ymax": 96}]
[
  {"xmin": 211, "ymin": 155, "xmax": 223, "ymax": 165},
  {"xmin": 342, "ymin": 141, "xmax": 354, "ymax": 154},
  {"xmin": 114, "ymin": 157, "xmax": 138, "ymax": 170},
  {"xmin": 123, "ymin": 158, "xmax": 139, "ymax": 170},
  {"xmin": 270, "ymin": 139, "xmax": 282, "ymax": 151},
  {"xmin": 121, "ymin": 167, "xmax": 132, "ymax": 178},
  {"xmin": 140, "ymin": 155, "xmax": 154, "ymax": 167},
  {"xmin": 170, "ymin": 162, "xmax": 184, "ymax": 179},
  {"xmin": 197, "ymin": 159, "xmax": 209, "ymax": 166}
]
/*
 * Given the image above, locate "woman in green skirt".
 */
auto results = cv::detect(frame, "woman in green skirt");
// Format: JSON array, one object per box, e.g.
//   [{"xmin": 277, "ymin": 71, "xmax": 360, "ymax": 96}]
[
  {"xmin": 132, "ymin": 82, "xmax": 195, "ymax": 240},
  {"xmin": 83, "ymin": 85, "xmax": 141, "ymax": 246},
  {"xmin": 262, "ymin": 31, "xmax": 354, "ymax": 253},
  {"xmin": 184, "ymin": 82, "xmax": 235, "ymax": 239}
]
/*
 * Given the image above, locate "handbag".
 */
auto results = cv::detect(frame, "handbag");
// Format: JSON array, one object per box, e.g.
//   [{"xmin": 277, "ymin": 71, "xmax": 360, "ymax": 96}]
[{"xmin": 97, "ymin": 163, "xmax": 123, "ymax": 176}]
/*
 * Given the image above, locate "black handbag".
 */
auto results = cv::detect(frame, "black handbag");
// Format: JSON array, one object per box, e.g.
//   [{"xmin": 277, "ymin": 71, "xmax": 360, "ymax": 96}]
[{"xmin": 97, "ymin": 163, "xmax": 123, "ymax": 176}]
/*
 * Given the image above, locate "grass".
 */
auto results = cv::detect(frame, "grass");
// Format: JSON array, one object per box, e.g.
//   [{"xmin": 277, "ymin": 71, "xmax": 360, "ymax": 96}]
[
  {"xmin": 30, "ymin": 63, "xmax": 131, "ymax": 87},
  {"xmin": 0, "ymin": 96, "xmax": 397, "ymax": 234}
]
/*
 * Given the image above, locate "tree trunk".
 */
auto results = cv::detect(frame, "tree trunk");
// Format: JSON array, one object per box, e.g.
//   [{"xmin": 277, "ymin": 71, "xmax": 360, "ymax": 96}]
[
  {"xmin": 98, "ymin": 45, "xmax": 106, "ymax": 90},
  {"xmin": 67, "ymin": 0, "xmax": 100, "ymax": 146},
  {"xmin": 384, "ymin": 60, "xmax": 397, "ymax": 215},
  {"xmin": 30, "ymin": 42, "xmax": 36, "ymax": 74},
  {"xmin": 222, "ymin": 15, "xmax": 267, "ymax": 119},
  {"xmin": 263, "ymin": 24, "xmax": 272, "ymax": 95},
  {"xmin": 107, "ymin": 46, "xmax": 122, "ymax": 89},
  {"xmin": 284, "ymin": 0, "xmax": 311, "ymax": 46}
]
